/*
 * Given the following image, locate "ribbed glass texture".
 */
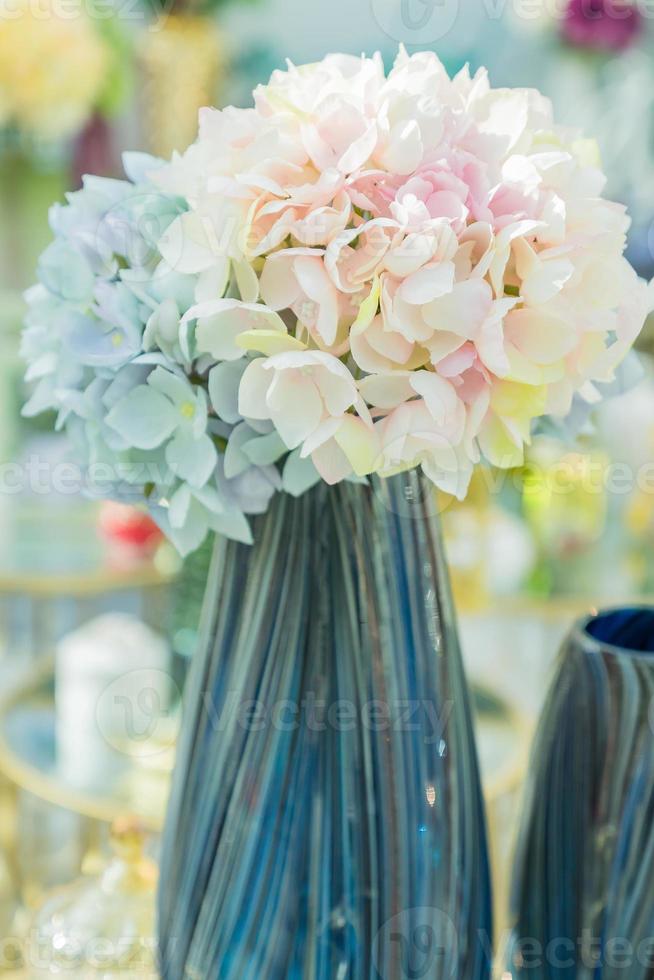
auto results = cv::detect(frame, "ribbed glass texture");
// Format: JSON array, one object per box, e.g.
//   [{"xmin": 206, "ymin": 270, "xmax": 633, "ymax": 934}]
[
  {"xmin": 158, "ymin": 472, "xmax": 491, "ymax": 980},
  {"xmin": 510, "ymin": 607, "xmax": 654, "ymax": 980}
]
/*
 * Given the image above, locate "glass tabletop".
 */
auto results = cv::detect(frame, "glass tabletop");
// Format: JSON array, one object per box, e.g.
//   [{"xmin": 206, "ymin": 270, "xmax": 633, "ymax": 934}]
[
  {"xmin": 0, "ymin": 663, "xmax": 175, "ymax": 829},
  {"xmin": 0, "ymin": 492, "xmax": 179, "ymax": 594}
]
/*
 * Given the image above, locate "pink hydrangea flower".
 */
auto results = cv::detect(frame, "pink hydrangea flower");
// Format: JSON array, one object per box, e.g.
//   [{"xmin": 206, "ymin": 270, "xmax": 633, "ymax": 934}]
[{"xmin": 155, "ymin": 48, "xmax": 651, "ymax": 495}]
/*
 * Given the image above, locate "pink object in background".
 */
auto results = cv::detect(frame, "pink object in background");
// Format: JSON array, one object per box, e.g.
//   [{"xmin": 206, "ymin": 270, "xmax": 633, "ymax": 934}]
[
  {"xmin": 71, "ymin": 113, "xmax": 119, "ymax": 189},
  {"xmin": 99, "ymin": 502, "xmax": 164, "ymax": 558},
  {"xmin": 561, "ymin": 0, "xmax": 643, "ymax": 52}
]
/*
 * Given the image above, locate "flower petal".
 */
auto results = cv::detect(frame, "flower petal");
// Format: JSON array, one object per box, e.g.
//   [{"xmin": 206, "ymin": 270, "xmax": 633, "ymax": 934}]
[
  {"xmin": 282, "ymin": 449, "xmax": 322, "ymax": 496},
  {"xmin": 294, "ymin": 256, "xmax": 339, "ymax": 346},
  {"xmin": 422, "ymin": 279, "xmax": 492, "ymax": 336},
  {"xmin": 159, "ymin": 212, "xmax": 217, "ymax": 275},
  {"xmin": 224, "ymin": 423, "xmax": 256, "ymax": 479},
  {"xmin": 242, "ymin": 430, "xmax": 288, "ymax": 466},
  {"xmin": 208, "ymin": 360, "xmax": 247, "ymax": 424},
  {"xmin": 234, "ymin": 258, "xmax": 260, "ymax": 303},
  {"xmin": 236, "ymin": 330, "xmax": 306, "ymax": 356},
  {"xmin": 334, "ymin": 415, "xmax": 381, "ymax": 476},
  {"xmin": 188, "ymin": 300, "xmax": 287, "ymax": 361},
  {"xmin": 166, "ymin": 431, "xmax": 217, "ymax": 487},
  {"xmin": 397, "ymin": 262, "xmax": 455, "ymax": 305},
  {"xmin": 410, "ymin": 371, "xmax": 465, "ymax": 435},
  {"xmin": 267, "ymin": 372, "xmax": 324, "ymax": 449},
  {"xmin": 238, "ymin": 359, "xmax": 273, "ymax": 420},
  {"xmin": 504, "ymin": 309, "xmax": 577, "ymax": 364},
  {"xmin": 311, "ymin": 438, "xmax": 353, "ymax": 484},
  {"xmin": 106, "ymin": 385, "xmax": 178, "ymax": 450},
  {"xmin": 148, "ymin": 366, "xmax": 192, "ymax": 407},
  {"xmin": 358, "ymin": 372, "xmax": 414, "ymax": 409}
]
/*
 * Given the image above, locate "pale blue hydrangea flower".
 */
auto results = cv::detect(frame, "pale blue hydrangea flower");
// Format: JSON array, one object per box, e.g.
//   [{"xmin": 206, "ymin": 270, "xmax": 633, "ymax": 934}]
[
  {"xmin": 106, "ymin": 367, "xmax": 218, "ymax": 488},
  {"xmin": 21, "ymin": 152, "xmax": 315, "ymax": 554}
]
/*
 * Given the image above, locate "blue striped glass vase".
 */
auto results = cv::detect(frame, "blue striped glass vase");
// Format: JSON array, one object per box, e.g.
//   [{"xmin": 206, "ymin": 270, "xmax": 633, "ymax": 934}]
[
  {"xmin": 509, "ymin": 606, "xmax": 654, "ymax": 979},
  {"xmin": 158, "ymin": 472, "xmax": 492, "ymax": 980}
]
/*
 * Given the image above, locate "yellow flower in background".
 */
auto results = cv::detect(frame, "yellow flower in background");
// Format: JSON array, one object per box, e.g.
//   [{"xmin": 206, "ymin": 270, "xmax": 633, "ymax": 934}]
[{"xmin": 0, "ymin": 0, "xmax": 110, "ymax": 139}]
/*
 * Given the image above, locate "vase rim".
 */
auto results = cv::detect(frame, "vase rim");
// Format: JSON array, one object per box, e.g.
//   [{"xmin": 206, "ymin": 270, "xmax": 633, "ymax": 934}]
[{"xmin": 574, "ymin": 603, "xmax": 654, "ymax": 658}]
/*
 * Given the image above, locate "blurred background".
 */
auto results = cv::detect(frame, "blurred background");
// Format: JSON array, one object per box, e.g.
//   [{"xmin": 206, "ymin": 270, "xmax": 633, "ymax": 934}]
[{"xmin": 1, "ymin": 0, "xmax": 654, "ymax": 973}]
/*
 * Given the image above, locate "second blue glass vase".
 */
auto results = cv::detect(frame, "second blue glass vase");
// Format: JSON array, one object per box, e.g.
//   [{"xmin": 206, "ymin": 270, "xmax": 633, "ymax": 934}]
[
  {"xmin": 158, "ymin": 472, "xmax": 492, "ymax": 979},
  {"xmin": 510, "ymin": 606, "xmax": 654, "ymax": 979}
]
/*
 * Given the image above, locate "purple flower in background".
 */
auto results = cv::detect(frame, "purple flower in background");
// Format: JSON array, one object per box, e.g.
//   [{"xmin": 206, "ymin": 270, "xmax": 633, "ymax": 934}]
[{"xmin": 561, "ymin": 0, "xmax": 643, "ymax": 52}]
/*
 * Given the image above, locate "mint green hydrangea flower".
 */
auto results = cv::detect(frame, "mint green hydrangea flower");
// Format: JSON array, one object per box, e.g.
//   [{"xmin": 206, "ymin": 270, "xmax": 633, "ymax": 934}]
[{"xmin": 21, "ymin": 153, "xmax": 304, "ymax": 555}]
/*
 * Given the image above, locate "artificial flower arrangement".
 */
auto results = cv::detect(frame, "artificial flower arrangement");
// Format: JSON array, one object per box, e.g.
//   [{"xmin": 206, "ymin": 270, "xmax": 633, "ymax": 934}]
[{"xmin": 22, "ymin": 48, "xmax": 652, "ymax": 554}]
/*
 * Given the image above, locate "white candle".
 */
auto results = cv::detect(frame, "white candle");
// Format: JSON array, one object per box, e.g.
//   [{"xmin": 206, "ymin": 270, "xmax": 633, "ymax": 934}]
[{"xmin": 56, "ymin": 614, "xmax": 171, "ymax": 795}]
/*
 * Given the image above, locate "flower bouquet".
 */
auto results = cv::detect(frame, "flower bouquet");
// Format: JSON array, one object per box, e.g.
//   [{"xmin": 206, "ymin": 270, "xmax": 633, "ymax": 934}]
[{"xmin": 23, "ymin": 49, "xmax": 651, "ymax": 979}]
